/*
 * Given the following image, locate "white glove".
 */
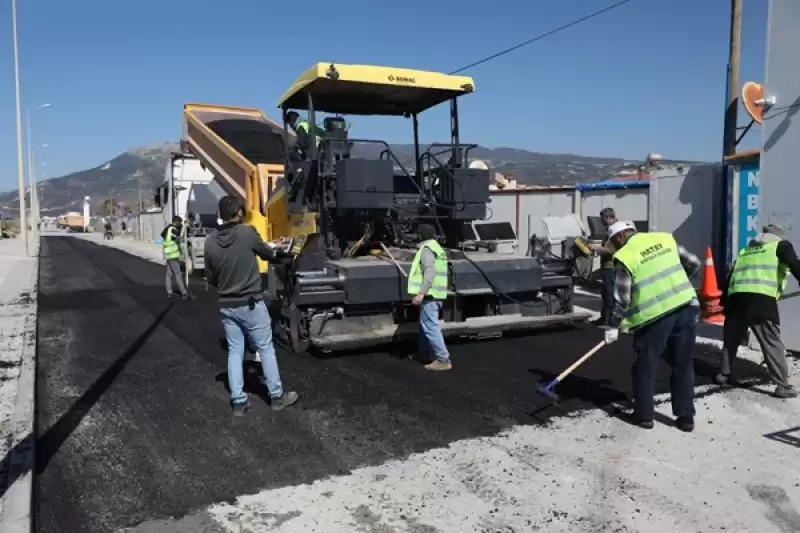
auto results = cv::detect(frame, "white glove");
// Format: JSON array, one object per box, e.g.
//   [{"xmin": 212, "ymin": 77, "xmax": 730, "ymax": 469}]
[{"xmin": 604, "ymin": 328, "xmax": 619, "ymax": 344}]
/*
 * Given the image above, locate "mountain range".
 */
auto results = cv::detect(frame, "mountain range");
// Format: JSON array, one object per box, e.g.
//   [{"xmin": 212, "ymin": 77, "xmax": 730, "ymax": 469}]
[{"xmin": 0, "ymin": 142, "xmax": 665, "ymax": 216}]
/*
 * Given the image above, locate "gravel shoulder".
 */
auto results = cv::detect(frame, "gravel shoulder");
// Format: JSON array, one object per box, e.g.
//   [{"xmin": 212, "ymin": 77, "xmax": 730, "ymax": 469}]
[{"xmin": 0, "ymin": 237, "xmax": 39, "ymax": 532}]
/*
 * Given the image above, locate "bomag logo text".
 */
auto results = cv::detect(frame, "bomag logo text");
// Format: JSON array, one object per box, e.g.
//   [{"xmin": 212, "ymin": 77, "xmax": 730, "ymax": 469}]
[{"xmin": 388, "ymin": 75, "xmax": 416, "ymax": 83}]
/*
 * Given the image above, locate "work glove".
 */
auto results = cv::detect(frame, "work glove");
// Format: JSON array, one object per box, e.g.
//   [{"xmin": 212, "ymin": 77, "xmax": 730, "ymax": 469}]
[
  {"xmin": 267, "ymin": 237, "xmax": 293, "ymax": 255},
  {"xmin": 604, "ymin": 327, "xmax": 619, "ymax": 344}
]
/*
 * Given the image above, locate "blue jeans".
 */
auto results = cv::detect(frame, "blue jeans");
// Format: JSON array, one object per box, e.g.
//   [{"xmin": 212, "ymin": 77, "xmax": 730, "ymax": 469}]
[
  {"xmin": 419, "ymin": 299, "xmax": 450, "ymax": 362},
  {"xmin": 631, "ymin": 305, "xmax": 698, "ymax": 420},
  {"xmin": 220, "ymin": 300, "xmax": 284, "ymax": 405},
  {"xmin": 600, "ymin": 268, "xmax": 615, "ymax": 323}
]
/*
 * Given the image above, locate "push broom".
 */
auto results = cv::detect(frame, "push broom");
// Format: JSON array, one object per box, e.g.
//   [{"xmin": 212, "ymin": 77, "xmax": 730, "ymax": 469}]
[{"xmin": 536, "ymin": 339, "xmax": 609, "ymax": 403}]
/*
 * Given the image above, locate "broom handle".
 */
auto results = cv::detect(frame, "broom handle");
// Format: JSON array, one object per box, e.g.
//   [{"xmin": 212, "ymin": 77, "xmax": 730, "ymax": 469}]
[{"xmin": 555, "ymin": 340, "xmax": 607, "ymax": 382}]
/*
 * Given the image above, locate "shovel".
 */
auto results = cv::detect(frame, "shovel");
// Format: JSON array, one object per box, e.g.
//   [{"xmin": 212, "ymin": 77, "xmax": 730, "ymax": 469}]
[{"xmin": 536, "ymin": 340, "xmax": 608, "ymax": 404}]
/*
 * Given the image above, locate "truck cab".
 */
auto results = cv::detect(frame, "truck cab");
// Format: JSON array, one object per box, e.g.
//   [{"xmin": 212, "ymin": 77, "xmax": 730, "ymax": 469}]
[{"xmin": 154, "ymin": 152, "xmax": 223, "ymax": 276}]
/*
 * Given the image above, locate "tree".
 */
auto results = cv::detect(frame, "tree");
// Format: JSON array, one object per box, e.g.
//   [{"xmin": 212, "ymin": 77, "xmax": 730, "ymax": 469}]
[{"xmin": 102, "ymin": 198, "xmax": 116, "ymax": 216}]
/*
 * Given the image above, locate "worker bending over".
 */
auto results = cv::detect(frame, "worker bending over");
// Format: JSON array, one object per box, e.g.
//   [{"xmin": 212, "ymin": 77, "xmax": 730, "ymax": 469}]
[
  {"xmin": 718, "ymin": 223, "xmax": 800, "ymax": 398},
  {"xmin": 409, "ymin": 223, "xmax": 452, "ymax": 371},
  {"xmin": 161, "ymin": 216, "xmax": 190, "ymax": 300},
  {"xmin": 589, "ymin": 207, "xmax": 618, "ymax": 326},
  {"xmin": 605, "ymin": 221, "xmax": 702, "ymax": 432},
  {"xmin": 204, "ymin": 196, "xmax": 299, "ymax": 416},
  {"xmin": 285, "ymin": 111, "xmax": 325, "ymax": 158}
]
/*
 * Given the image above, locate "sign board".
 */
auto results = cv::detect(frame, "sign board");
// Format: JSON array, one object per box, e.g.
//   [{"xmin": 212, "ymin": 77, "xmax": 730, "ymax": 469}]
[
  {"xmin": 737, "ymin": 164, "xmax": 760, "ymax": 252},
  {"xmin": 726, "ymin": 162, "xmax": 760, "ymax": 263}
]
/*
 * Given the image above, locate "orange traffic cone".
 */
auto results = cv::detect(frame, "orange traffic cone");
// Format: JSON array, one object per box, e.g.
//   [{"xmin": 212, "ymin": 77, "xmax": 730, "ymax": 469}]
[{"xmin": 699, "ymin": 247, "xmax": 724, "ymax": 324}]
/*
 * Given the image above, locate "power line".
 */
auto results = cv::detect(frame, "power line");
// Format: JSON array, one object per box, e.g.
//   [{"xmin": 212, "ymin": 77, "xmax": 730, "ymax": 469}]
[{"xmin": 449, "ymin": 0, "xmax": 634, "ymax": 75}]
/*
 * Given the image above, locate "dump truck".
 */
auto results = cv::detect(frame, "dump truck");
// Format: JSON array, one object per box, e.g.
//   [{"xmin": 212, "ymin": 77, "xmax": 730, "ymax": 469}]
[
  {"xmin": 183, "ymin": 103, "xmax": 288, "ymax": 276},
  {"xmin": 57, "ymin": 212, "xmax": 87, "ymax": 232},
  {"xmin": 184, "ymin": 62, "xmax": 590, "ymax": 353}
]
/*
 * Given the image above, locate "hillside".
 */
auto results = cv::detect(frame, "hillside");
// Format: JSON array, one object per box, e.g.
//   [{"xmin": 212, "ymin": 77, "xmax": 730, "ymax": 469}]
[
  {"xmin": 352, "ymin": 144, "xmax": 635, "ymax": 185},
  {"xmin": 0, "ymin": 142, "xmax": 647, "ymax": 216},
  {"xmin": 0, "ymin": 143, "xmax": 178, "ymax": 216}
]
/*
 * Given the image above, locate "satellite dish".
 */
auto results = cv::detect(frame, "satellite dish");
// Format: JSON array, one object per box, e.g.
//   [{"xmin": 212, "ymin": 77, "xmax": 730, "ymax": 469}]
[{"xmin": 742, "ymin": 82, "xmax": 765, "ymax": 125}]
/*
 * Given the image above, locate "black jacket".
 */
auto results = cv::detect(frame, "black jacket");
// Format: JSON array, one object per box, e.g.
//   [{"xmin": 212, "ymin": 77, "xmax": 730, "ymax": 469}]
[
  {"xmin": 203, "ymin": 222, "xmax": 277, "ymax": 307},
  {"xmin": 722, "ymin": 238, "xmax": 800, "ymax": 324},
  {"xmin": 160, "ymin": 223, "xmax": 180, "ymax": 241}
]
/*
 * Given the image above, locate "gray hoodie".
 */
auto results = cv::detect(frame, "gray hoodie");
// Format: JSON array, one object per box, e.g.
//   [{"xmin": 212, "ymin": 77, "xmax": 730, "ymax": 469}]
[{"xmin": 203, "ymin": 223, "xmax": 277, "ymax": 307}]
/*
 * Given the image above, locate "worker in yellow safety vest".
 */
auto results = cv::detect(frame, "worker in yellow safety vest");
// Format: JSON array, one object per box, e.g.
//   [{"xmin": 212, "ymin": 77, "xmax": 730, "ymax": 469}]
[
  {"xmin": 161, "ymin": 215, "xmax": 190, "ymax": 300},
  {"xmin": 285, "ymin": 111, "xmax": 325, "ymax": 158},
  {"xmin": 408, "ymin": 223, "xmax": 452, "ymax": 371},
  {"xmin": 605, "ymin": 221, "xmax": 702, "ymax": 432},
  {"xmin": 719, "ymin": 223, "xmax": 800, "ymax": 398}
]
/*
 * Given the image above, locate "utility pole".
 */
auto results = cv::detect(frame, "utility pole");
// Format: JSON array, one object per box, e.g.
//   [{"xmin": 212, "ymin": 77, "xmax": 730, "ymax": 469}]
[
  {"xmin": 11, "ymin": 0, "xmax": 28, "ymax": 253},
  {"xmin": 138, "ymin": 180, "xmax": 144, "ymax": 239},
  {"xmin": 723, "ymin": 0, "xmax": 742, "ymax": 158},
  {"xmin": 27, "ymin": 104, "xmax": 52, "ymax": 232}
]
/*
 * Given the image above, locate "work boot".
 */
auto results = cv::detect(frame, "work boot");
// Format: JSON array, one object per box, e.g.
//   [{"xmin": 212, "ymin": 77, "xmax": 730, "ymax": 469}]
[
  {"xmin": 676, "ymin": 417, "xmax": 695, "ymax": 432},
  {"xmin": 715, "ymin": 373, "xmax": 753, "ymax": 389},
  {"xmin": 231, "ymin": 402, "xmax": 249, "ymax": 417},
  {"xmin": 631, "ymin": 417, "xmax": 654, "ymax": 430},
  {"xmin": 424, "ymin": 360, "xmax": 452, "ymax": 372},
  {"xmin": 271, "ymin": 391, "xmax": 299, "ymax": 411},
  {"xmin": 773, "ymin": 386, "xmax": 798, "ymax": 399}
]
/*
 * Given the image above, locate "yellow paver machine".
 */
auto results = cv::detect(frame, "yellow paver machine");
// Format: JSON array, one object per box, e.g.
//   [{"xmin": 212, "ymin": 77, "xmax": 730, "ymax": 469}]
[{"xmin": 184, "ymin": 62, "xmax": 590, "ymax": 353}]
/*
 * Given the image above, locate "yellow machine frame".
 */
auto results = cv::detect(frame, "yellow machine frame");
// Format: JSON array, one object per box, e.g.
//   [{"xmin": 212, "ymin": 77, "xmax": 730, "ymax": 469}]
[{"xmin": 277, "ymin": 62, "xmax": 475, "ymax": 116}]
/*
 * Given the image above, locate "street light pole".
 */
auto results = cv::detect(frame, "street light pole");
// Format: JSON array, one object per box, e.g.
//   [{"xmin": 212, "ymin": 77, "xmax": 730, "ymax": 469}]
[
  {"xmin": 11, "ymin": 0, "xmax": 28, "ymax": 253},
  {"xmin": 27, "ymin": 104, "xmax": 51, "ymax": 233}
]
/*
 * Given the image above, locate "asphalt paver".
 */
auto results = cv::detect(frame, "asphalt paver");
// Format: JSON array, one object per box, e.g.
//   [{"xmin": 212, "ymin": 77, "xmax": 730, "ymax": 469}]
[{"xmin": 33, "ymin": 236, "xmax": 760, "ymax": 533}]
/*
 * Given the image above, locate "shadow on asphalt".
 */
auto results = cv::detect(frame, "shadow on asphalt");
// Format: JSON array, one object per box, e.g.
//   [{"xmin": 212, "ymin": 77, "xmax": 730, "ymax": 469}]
[
  {"xmin": 35, "ymin": 304, "xmax": 175, "ymax": 474},
  {"xmin": 1, "ymin": 304, "xmax": 174, "ymax": 501}
]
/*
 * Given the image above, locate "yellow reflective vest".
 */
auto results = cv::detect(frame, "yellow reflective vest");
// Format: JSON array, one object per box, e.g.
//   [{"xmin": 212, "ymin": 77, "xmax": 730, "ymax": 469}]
[
  {"xmin": 613, "ymin": 232, "xmax": 696, "ymax": 330},
  {"xmin": 728, "ymin": 240, "xmax": 788, "ymax": 299},
  {"xmin": 407, "ymin": 240, "xmax": 448, "ymax": 300},
  {"xmin": 162, "ymin": 227, "xmax": 181, "ymax": 261}
]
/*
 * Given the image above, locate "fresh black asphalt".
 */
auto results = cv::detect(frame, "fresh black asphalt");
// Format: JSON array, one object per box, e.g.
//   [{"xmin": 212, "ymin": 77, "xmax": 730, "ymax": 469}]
[{"xmin": 31, "ymin": 236, "xmax": 760, "ymax": 533}]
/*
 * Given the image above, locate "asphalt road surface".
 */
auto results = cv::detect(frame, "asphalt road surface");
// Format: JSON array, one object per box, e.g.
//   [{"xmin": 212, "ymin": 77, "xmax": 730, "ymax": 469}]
[{"xmin": 33, "ymin": 236, "xmax": 757, "ymax": 533}]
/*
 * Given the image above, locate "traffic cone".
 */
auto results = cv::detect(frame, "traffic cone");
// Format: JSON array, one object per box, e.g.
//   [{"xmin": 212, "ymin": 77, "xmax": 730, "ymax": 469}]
[{"xmin": 699, "ymin": 247, "xmax": 724, "ymax": 324}]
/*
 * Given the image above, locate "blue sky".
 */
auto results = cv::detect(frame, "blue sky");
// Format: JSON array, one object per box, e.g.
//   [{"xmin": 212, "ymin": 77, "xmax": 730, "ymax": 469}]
[{"xmin": 0, "ymin": 0, "xmax": 769, "ymax": 191}]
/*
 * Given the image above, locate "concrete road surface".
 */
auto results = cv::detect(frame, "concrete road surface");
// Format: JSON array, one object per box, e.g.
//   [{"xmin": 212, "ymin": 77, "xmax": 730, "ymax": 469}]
[{"xmin": 34, "ymin": 236, "xmax": 798, "ymax": 533}]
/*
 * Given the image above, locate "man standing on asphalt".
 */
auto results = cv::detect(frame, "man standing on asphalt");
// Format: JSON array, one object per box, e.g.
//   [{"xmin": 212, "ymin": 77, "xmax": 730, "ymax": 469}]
[
  {"xmin": 161, "ymin": 216, "xmax": 190, "ymax": 300},
  {"xmin": 204, "ymin": 195, "xmax": 299, "ymax": 415},
  {"xmin": 604, "ymin": 221, "xmax": 702, "ymax": 432},
  {"xmin": 718, "ymin": 223, "xmax": 800, "ymax": 398},
  {"xmin": 589, "ymin": 207, "xmax": 618, "ymax": 326},
  {"xmin": 408, "ymin": 223, "xmax": 452, "ymax": 371}
]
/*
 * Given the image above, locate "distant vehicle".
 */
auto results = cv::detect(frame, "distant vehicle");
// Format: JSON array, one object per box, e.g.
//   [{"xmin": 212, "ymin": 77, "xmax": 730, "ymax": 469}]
[{"xmin": 57, "ymin": 212, "xmax": 87, "ymax": 232}]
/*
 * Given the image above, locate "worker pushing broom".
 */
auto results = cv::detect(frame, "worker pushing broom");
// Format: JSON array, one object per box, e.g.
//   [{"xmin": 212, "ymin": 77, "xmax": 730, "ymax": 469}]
[{"xmin": 538, "ymin": 221, "xmax": 702, "ymax": 432}]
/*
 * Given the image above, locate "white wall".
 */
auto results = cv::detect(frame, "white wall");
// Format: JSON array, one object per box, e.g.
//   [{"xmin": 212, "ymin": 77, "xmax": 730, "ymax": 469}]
[
  {"xmin": 760, "ymin": 0, "xmax": 800, "ymax": 352},
  {"xmin": 648, "ymin": 164, "xmax": 724, "ymax": 279},
  {"xmin": 581, "ymin": 188, "xmax": 649, "ymax": 225},
  {"xmin": 487, "ymin": 186, "xmax": 651, "ymax": 257}
]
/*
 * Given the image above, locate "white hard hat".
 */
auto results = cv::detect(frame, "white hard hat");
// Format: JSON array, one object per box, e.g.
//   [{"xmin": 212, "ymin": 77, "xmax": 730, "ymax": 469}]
[{"xmin": 607, "ymin": 220, "xmax": 636, "ymax": 239}]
